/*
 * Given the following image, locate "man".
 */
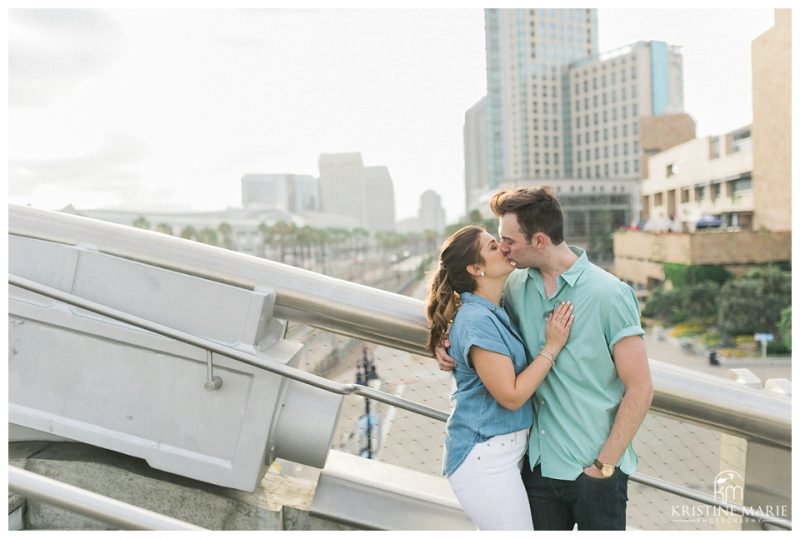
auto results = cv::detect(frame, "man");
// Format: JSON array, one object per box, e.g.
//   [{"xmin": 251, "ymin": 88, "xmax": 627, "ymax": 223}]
[{"xmin": 436, "ymin": 186, "xmax": 653, "ymax": 530}]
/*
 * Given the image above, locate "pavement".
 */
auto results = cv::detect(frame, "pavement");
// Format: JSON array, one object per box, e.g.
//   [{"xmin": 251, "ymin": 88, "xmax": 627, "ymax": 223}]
[{"xmin": 644, "ymin": 328, "xmax": 791, "ymax": 385}]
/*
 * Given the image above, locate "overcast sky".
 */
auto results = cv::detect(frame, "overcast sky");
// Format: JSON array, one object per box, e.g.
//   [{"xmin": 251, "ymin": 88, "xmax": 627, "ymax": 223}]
[{"xmin": 8, "ymin": 7, "xmax": 777, "ymax": 222}]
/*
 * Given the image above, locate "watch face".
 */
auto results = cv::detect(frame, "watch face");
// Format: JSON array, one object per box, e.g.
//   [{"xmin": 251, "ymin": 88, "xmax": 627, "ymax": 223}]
[{"xmin": 602, "ymin": 465, "xmax": 614, "ymax": 477}]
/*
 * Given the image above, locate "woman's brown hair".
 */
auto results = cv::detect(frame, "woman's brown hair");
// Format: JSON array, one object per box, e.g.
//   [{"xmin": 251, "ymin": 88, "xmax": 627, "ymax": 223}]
[{"xmin": 424, "ymin": 225, "xmax": 485, "ymax": 354}]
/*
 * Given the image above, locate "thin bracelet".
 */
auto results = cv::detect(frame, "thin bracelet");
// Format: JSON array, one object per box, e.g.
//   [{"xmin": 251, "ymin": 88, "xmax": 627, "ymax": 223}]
[
  {"xmin": 537, "ymin": 352, "xmax": 555, "ymax": 367},
  {"xmin": 538, "ymin": 349, "xmax": 556, "ymax": 363}
]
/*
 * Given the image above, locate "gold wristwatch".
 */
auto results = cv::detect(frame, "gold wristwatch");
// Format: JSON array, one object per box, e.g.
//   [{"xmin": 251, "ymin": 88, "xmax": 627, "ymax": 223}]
[{"xmin": 594, "ymin": 459, "xmax": 615, "ymax": 478}]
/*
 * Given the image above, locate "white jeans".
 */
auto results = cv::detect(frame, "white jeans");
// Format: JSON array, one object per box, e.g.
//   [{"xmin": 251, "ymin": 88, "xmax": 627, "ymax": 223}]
[{"xmin": 447, "ymin": 428, "xmax": 532, "ymax": 530}]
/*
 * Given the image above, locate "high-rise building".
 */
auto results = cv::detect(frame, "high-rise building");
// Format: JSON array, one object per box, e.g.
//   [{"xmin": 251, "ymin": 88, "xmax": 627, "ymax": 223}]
[
  {"xmin": 363, "ymin": 166, "xmax": 396, "ymax": 233},
  {"xmin": 318, "ymin": 152, "xmax": 396, "ymax": 232},
  {"xmin": 293, "ymin": 175, "xmax": 320, "ymax": 214},
  {"xmin": 241, "ymin": 173, "xmax": 319, "ymax": 214},
  {"xmin": 473, "ymin": 9, "xmax": 685, "ymax": 214},
  {"xmin": 568, "ymin": 41, "xmax": 684, "ymax": 181},
  {"xmin": 463, "ymin": 97, "xmax": 488, "ymax": 214},
  {"xmin": 318, "ymin": 153, "xmax": 365, "ymax": 219},
  {"xmin": 419, "ymin": 189, "xmax": 446, "ymax": 234},
  {"xmin": 484, "ymin": 8, "xmax": 598, "ymax": 186}
]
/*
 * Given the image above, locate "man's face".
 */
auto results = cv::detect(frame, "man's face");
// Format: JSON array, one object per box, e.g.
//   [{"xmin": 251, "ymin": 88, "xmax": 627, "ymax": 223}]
[{"xmin": 498, "ymin": 213, "xmax": 538, "ymax": 269}]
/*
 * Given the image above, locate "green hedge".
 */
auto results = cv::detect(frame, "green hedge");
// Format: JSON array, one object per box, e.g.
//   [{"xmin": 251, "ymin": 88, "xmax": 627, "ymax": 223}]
[
  {"xmin": 662, "ymin": 263, "xmax": 732, "ymax": 289},
  {"xmin": 778, "ymin": 306, "xmax": 792, "ymax": 351},
  {"xmin": 643, "ymin": 282, "xmax": 720, "ymax": 325},
  {"xmin": 718, "ymin": 267, "xmax": 791, "ymax": 337}
]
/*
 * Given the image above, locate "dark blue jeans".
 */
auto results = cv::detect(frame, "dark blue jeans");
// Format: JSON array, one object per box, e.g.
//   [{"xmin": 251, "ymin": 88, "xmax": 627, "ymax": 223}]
[{"xmin": 521, "ymin": 463, "xmax": 629, "ymax": 530}]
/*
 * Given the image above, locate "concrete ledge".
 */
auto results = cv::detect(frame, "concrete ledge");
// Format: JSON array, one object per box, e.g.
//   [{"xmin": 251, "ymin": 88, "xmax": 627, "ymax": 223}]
[{"xmin": 311, "ymin": 449, "xmax": 473, "ymax": 530}]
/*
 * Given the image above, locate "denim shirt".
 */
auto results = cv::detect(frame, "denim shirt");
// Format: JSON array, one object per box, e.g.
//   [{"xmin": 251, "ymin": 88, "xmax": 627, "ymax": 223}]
[{"xmin": 443, "ymin": 292, "xmax": 533, "ymax": 477}]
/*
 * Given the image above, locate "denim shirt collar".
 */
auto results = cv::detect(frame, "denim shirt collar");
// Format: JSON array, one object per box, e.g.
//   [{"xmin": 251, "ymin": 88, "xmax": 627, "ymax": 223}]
[
  {"xmin": 460, "ymin": 292, "xmax": 522, "ymax": 342},
  {"xmin": 460, "ymin": 291, "xmax": 500, "ymax": 311}
]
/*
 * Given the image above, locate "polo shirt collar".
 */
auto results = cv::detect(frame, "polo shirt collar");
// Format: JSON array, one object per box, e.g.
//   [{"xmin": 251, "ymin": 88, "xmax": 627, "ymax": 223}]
[{"xmin": 526, "ymin": 245, "xmax": 589, "ymax": 288}]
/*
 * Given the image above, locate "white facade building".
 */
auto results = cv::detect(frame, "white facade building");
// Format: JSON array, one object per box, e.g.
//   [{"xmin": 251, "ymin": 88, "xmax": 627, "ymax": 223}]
[
  {"xmin": 419, "ymin": 190, "xmax": 446, "ymax": 234},
  {"xmin": 567, "ymin": 41, "xmax": 684, "ymax": 181},
  {"xmin": 363, "ymin": 166, "xmax": 396, "ymax": 233},
  {"xmin": 463, "ymin": 97, "xmax": 488, "ymax": 214},
  {"xmin": 241, "ymin": 173, "xmax": 319, "ymax": 214},
  {"xmin": 641, "ymin": 125, "xmax": 753, "ymax": 232},
  {"xmin": 318, "ymin": 152, "xmax": 396, "ymax": 232}
]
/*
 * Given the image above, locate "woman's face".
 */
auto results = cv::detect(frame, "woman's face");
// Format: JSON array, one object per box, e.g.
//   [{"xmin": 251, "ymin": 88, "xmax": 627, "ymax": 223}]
[{"xmin": 476, "ymin": 231, "xmax": 515, "ymax": 279}]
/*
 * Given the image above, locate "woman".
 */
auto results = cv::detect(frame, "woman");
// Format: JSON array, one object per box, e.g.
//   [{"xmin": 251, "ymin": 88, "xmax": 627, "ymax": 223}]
[{"xmin": 425, "ymin": 225, "xmax": 574, "ymax": 530}]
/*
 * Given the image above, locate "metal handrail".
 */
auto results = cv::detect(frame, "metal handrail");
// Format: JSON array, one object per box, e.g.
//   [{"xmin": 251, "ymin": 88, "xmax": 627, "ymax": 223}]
[
  {"xmin": 8, "ymin": 466, "xmax": 204, "ymax": 530},
  {"xmin": 8, "ymin": 274, "xmax": 447, "ymax": 423},
  {"xmin": 8, "ymin": 204, "xmax": 792, "ymax": 449},
  {"xmin": 8, "ymin": 274, "xmax": 791, "ymax": 530},
  {"xmin": 9, "ymin": 204, "xmax": 427, "ymax": 355}
]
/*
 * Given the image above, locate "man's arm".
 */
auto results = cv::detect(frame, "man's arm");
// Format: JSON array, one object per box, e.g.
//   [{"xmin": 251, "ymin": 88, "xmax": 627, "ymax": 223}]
[
  {"xmin": 435, "ymin": 338, "xmax": 457, "ymax": 371},
  {"xmin": 583, "ymin": 335, "xmax": 653, "ymax": 477}
]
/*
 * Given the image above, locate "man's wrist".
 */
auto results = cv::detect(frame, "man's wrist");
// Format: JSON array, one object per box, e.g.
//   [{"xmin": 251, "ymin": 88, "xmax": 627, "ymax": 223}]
[{"xmin": 593, "ymin": 458, "xmax": 615, "ymax": 478}]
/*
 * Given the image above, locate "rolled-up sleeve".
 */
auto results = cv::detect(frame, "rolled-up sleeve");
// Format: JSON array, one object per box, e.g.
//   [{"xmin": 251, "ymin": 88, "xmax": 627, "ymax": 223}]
[
  {"xmin": 457, "ymin": 313, "xmax": 511, "ymax": 368},
  {"xmin": 606, "ymin": 284, "xmax": 645, "ymax": 353}
]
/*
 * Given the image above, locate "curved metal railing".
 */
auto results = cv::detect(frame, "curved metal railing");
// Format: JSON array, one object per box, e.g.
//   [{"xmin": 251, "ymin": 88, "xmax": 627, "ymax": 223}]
[
  {"xmin": 8, "ymin": 466, "xmax": 204, "ymax": 530},
  {"xmin": 9, "ymin": 204, "xmax": 791, "ymax": 448},
  {"xmin": 8, "ymin": 204, "xmax": 792, "ymax": 530}
]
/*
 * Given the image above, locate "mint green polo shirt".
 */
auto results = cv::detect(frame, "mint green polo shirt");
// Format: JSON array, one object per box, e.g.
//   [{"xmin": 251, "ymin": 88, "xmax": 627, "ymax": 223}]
[{"xmin": 503, "ymin": 246, "xmax": 645, "ymax": 480}]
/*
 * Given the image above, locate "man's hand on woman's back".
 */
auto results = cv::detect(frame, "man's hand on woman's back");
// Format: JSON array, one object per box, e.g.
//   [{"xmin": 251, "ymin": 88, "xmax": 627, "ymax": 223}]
[{"xmin": 435, "ymin": 337, "xmax": 456, "ymax": 371}]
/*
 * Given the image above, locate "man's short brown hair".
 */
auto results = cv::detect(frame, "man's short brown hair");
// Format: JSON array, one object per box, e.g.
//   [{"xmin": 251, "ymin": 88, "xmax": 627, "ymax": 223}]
[{"xmin": 489, "ymin": 186, "xmax": 565, "ymax": 244}]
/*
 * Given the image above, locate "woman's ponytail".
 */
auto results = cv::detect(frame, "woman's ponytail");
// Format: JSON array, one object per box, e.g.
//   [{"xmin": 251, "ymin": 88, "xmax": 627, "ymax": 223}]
[
  {"xmin": 425, "ymin": 265, "xmax": 460, "ymax": 353},
  {"xmin": 424, "ymin": 225, "xmax": 485, "ymax": 354}
]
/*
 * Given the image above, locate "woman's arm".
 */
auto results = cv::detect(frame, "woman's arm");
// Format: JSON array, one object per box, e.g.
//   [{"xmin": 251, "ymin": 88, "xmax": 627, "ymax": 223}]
[{"xmin": 471, "ymin": 301, "xmax": 574, "ymax": 411}]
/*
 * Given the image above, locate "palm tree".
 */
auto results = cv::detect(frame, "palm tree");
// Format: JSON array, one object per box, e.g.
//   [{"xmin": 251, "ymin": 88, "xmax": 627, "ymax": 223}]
[
  {"xmin": 353, "ymin": 228, "xmax": 369, "ymax": 256},
  {"xmin": 258, "ymin": 222, "xmax": 274, "ymax": 259},
  {"xmin": 132, "ymin": 216, "xmax": 151, "ymax": 230},
  {"xmin": 180, "ymin": 225, "xmax": 197, "ymax": 240},
  {"xmin": 422, "ymin": 229, "xmax": 438, "ymax": 254},
  {"xmin": 218, "ymin": 222, "xmax": 233, "ymax": 250},
  {"xmin": 315, "ymin": 227, "xmax": 330, "ymax": 274},
  {"xmin": 155, "ymin": 223, "xmax": 173, "ymax": 235},
  {"xmin": 273, "ymin": 221, "xmax": 292, "ymax": 263},
  {"xmin": 197, "ymin": 227, "xmax": 219, "ymax": 246},
  {"xmin": 296, "ymin": 225, "xmax": 314, "ymax": 268}
]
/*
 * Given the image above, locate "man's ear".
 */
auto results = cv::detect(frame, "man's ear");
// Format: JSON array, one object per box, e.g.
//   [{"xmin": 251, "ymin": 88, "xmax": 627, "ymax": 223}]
[{"xmin": 531, "ymin": 232, "xmax": 549, "ymax": 249}]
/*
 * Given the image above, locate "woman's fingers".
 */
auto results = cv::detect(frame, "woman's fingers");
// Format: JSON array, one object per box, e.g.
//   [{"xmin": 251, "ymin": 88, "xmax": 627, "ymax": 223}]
[{"xmin": 552, "ymin": 301, "xmax": 572, "ymax": 323}]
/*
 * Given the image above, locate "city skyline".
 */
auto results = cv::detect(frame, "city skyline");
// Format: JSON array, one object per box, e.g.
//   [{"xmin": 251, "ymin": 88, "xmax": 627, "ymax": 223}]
[{"xmin": 8, "ymin": 8, "xmax": 776, "ymax": 223}]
